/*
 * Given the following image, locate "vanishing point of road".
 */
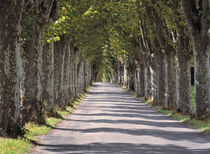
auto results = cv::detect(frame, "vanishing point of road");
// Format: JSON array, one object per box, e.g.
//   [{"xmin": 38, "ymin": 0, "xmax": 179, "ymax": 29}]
[{"xmin": 32, "ymin": 82, "xmax": 210, "ymax": 154}]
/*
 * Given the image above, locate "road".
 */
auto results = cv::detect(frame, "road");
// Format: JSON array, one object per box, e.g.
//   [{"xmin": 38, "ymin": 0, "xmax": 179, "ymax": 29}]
[{"xmin": 32, "ymin": 82, "xmax": 210, "ymax": 154}]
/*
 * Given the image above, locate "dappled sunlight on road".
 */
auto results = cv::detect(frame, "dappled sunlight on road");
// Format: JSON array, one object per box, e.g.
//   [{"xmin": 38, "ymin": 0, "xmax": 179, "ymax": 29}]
[{"xmin": 32, "ymin": 83, "xmax": 210, "ymax": 154}]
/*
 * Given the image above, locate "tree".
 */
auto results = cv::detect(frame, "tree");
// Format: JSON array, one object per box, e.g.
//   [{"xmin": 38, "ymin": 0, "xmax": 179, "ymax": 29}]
[
  {"xmin": 152, "ymin": 0, "xmax": 193, "ymax": 113},
  {"xmin": 21, "ymin": 0, "xmax": 55, "ymax": 124},
  {"xmin": 0, "ymin": 0, "xmax": 25, "ymax": 137},
  {"xmin": 181, "ymin": 0, "xmax": 209, "ymax": 119}
]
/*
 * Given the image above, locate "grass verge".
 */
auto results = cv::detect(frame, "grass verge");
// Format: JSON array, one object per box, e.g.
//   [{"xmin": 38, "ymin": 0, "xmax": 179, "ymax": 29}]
[
  {"xmin": 144, "ymin": 99, "xmax": 210, "ymax": 135},
  {"xmin": 0, "ymin": 91, "xmax": 88, "ymax": 154},
  {"xmin": 122, "ymin": 86, "xmax": 210, "ymax": 135}
]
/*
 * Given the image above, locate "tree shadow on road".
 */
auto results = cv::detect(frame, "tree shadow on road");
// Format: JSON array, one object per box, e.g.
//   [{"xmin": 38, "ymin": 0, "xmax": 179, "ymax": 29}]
[
  {"xmin": 49, "ymin": 126, "xmax": 210, "ymax": 144},
  {"xmin": 37, "ymin": 142, "xmax": 210, "ymax": 154}
]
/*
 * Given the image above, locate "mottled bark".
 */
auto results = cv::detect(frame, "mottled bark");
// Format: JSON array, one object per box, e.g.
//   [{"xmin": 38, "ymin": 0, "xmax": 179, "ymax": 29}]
[
  {"xmin": 71, "ymin": 47, "xmax": 79, "ymax": 97},
  {"xmin": 74, "ymin": 50, "xmax": 79, "ymax": 95},
  {"xmin": 193, "ymin": 35, "xmax": 209, "ymax": 118},
  {"xmin": 117, "ymin": 61, "xmax": 122, "ymax": 85},
  {"xmin": 83, "ymin": 60, "xmax": 87, "ymax": 91},
  {"xmin": 209, "ymin": 52, "xmax": 210, "ymax": 116},
  {"xmin": 182, "ymin": 0, "xmax": 209, "ymax": 119},
  {"xmin": 59, "ymin": 39, "xmax": 66, "ymax": 109},
  {"xmin": 127, "ymin": 61, "xmax": 135, "ymax": 91},
  {"xmin": 139, "ymin": 17, "xmax": 153, "ymax": 99},
  {"xmin": 71, "ymin": 51, "xmax": 76, "ymax": 97},
  {"xmin": 76, "ymin": 52, "xmax": 82, "ymax": 94},
  {"xmin": 157, "ymin": 52, "xmax": 166, "ymax": 105},
  {"xmin": 70, "ymin": 46, "xmax": 75, "ymax": 97},
  {"xmin": 123, "ymin": 61, "xmax": 128, "ymax": 87},
  {"xmin": 150, "ymin": 53, "xmax": 159, "ymax": 102},
  {"xmin": 135, "ymin": 69, "xmax": 139, "ymax": 95},
  {"xmin": 42, "ymin": 42, "xmax": 59, "ymax": 117},
  {"xmin": 176, "ymin": 28, "xmax": 192, "ymax": 114},
  {"xmin": 54, "ymin": 41, "xmax": 62, "ymax": 107},
  {"xmin": 87, "ymin": 63, "xmax": 92, "ymax": 85},
  {"xmin": 68, "ymin": 46, "xmax": 73, "ymax": 97},
  {"xmin": 66, "ymin": 42, "xmax": 72, "ymax": 100},
  {"xmin": 0, "ymin": 0, "xmax": 24, "ymax": 136},
  {"xmin": 150, "ymin": 7, "xmax": 177, "ymax": 108},
  {"xmin": 139, "ymin": 64, "xmax": 145, "ymax": 97},
  {"xmin": 166, "ymin": 49, "xmax": 177, "ymax": 109},
  {"xmin": 136, "ymin": 38, "xmax": 146, "ymax": 97},
  {"xmin": 144, "ymin": 64, "xmax": 151, "ymax": 100},
  {"xmin": 150, "ymin": 34, "xmax": 166, "ymax": 105},
  {"xmin": 22, "ymin": 1, "xmax": 54, "ymax": 124}
]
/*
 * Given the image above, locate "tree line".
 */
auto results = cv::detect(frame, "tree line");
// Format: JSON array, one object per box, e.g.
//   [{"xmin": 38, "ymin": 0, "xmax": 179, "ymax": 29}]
[
  {"xmin": 0, "ymin": 0, "xmax": 209, "ymax": 137},
  {"xmin": 103, "ymin": 0, "xmax": 209, "ymax": 120},
  {"xmin": 0, "ymin": 0, "xmax": 93, "ymax": 137}
]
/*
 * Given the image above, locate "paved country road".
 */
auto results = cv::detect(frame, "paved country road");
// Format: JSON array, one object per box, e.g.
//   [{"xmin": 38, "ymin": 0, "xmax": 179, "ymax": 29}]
[{"xmin": 31, "ymin": 82, "xmax": 210, "ymax": 154}]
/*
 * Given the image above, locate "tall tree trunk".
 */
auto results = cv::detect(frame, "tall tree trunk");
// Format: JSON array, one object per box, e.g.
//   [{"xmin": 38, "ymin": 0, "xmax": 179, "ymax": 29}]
[
  {"xmin": 209, "ymin": 53, "xmax": 210, "ymax": 116},
  {"xmin": 59, "ymin": 39, "xmax": 66, "ymax": 109},
  {"xmin": 54, "ymin": 41, "xmax": 62, "ymax": 108},
  {"xmin": 123, "ymin": 60, "xmax": 128, "ymax": 87},
  {"xmin": 117, "ymin": 61, "xmax": 121, "ymax": 84},
  {"xmin": 157, "ymin": 52, "xmax": 166, "ymax": 105},
  {"xmin": 193, "ymin": 33, "xmax": 209, "ymax": 118},
  {"xmin": 63, "ymin": 40, "xmax": 70, "ymax": 106},
  {"xmin": 176, "ymin": 28, "xmax": 192, "ymax": 114},
  {"xmin": 150, "ymin": 53, "xmax": 159, "ymax": 102},
  {"xmin": 22, "ymin": 1, "xmax": 54, "ymax": 124},
  {"xmin": 150, "ymin": 6, "xmax": 177, "ymax": 108},
  {"xmin": 128, "ymin": 63, "xmax": 135, "ymax": 91},
  {"xmin": 74, "ymin": 51, "xmax": 79, "ymax": 96},
  {"xmin": 135, "ymin": 69, "xmax": 139, "ymax": 95},
  {"xmin": 182, "ymin": 0, "xmax": 209, "ymax": 119},
  {"xmin": 71, "ymin": 52, "xmax": 76, "ymax": 97},
  {"xmin": 68, "ymin": 46, "xmax": 73, "ymax": 99},
  {"xmin": 166, "ymin": 49, "xmax": 177, "ymax": 109},
  {"xmin": 67, "ymin": 43, "xmax": 72, "ymax": 100},
  {"xmin": 42, "ymin": 42, "xmax": 59, "ymax": 117},
  {"xmin": 0, "ymin": 0, "xmax": 24, "ymax": 136},
  {"xmin": 144, "ymin": 64, "xmax": 151, "ymax": 100},
  {"xmin": 83, "ymin": 60, "xmax": 87, "ymax": 91},
  {"xmin": 139, "ymin": 64, "xmax": 145, "ymax": 97},
  {"xmin": 70, "ymin": 47, "xmax": 75, "ymax": 97}
]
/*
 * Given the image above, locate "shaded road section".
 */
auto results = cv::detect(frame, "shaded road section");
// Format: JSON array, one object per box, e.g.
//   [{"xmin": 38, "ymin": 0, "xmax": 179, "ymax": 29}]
[{"xmin": 32, "ymin": 82, "xmax": 210, "ymax": 154}]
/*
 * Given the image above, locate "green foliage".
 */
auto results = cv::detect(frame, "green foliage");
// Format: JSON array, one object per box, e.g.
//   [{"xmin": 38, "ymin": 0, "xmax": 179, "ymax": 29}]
[{"xmin": 44, "ymin": 0, "xmax": 142, "ymax": 79}]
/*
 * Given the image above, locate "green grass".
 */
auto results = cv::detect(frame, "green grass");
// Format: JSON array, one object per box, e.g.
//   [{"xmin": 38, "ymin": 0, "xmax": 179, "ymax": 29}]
[
  {"xmin": 125, "ymin": 85, "xmax": 209, "ymax": 135},
  {"xmin": 0, "ymin": 137, "xmax": 32, "ymax": 154},
  {"xmin": 144, "ymin": 96, "xmax": 210, "ymax": 135},
  {"xmin": 0, "ymin": 92, "xmax": 88, "ymax": 154},
  {"xmin": 159, "ymin": 108, "xmax": 210, "ymax": 134}
]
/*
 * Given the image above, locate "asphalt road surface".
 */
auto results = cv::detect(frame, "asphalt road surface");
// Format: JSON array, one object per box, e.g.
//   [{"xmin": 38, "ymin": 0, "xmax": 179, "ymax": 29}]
[{"xmin": 31, "ymin": 82, "xmax": 210, "ymax": 154}]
